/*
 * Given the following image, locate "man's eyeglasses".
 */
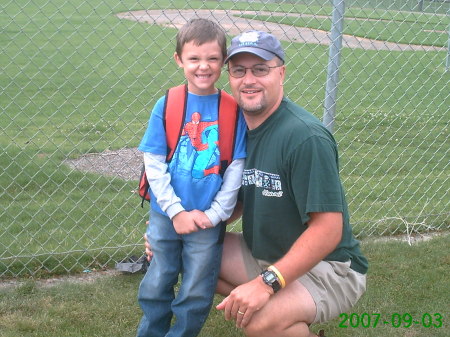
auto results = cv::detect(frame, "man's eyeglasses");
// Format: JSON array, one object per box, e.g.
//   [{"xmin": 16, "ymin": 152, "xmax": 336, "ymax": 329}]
[{"xmin": 227, "ymin": 64, "xmax": 283, "ymax": 78}]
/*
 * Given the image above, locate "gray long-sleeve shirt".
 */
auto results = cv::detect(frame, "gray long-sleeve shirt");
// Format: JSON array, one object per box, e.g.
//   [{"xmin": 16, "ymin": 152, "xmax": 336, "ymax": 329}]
[{"xmin": 143, "ymin": 152, "xmax": 244, "ymax": 226}]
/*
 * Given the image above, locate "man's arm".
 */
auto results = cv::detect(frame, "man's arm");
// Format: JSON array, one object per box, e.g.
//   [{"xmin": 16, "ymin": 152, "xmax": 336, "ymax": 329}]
[
  {"xmin": 271, "ymin": 212, "xmax": 343, "ymax": 285},
  {"xmin": 216, "ymin": 212, "xmax": 343, "ymax": 327}
]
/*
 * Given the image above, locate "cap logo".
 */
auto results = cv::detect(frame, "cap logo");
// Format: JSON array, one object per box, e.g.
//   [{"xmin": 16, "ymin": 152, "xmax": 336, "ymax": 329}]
[{"xmin": 238, "ymin": 31, "xmax": 260, "ymax": 46}]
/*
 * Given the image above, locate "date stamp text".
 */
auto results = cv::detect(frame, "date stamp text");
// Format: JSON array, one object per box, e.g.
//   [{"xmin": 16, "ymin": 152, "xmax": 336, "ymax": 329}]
[{"xmin": 338, "ymin": 313, "xmax": 443, "ymax": 328}]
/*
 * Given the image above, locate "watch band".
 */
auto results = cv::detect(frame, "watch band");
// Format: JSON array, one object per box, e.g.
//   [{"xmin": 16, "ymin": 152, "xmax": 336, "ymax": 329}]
[{"xmin": 268, "ymin": 265, "xmax": 286, "ymax": 288}]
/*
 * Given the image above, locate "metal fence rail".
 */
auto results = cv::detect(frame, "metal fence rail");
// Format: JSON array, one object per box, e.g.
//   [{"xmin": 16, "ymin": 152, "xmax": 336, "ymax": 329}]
[{"xmin": 1, "ymin": 0, "xmax": 449, "ymax": 277}]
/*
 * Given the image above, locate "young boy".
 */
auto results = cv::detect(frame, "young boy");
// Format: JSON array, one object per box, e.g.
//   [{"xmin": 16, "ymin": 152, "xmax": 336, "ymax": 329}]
[{"xmin": 136, "ymin": 19, "xmax": 246, "ymax": 337}]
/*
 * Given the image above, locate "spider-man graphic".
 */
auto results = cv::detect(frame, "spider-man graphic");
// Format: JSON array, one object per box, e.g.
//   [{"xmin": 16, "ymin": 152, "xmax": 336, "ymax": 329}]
[{"xmin": 181, "ymin": 112, "xmax": 220, "ymax": 178}]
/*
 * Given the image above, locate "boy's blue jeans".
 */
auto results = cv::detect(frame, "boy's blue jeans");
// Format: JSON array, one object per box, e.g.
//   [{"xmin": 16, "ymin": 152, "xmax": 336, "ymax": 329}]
[{"xmin": 136, "ymin": 210, "xmax": 225, "ymax": 337}]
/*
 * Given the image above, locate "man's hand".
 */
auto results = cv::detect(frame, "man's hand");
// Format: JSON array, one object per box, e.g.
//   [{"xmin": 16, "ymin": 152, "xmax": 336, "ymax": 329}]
[
  {"xmin": 143, "ymin": 233, "xmax": 153, "ymax": 263},
  {"xmin": 216, "ymin": 276, "xmax": 273, "ymax": 328}
]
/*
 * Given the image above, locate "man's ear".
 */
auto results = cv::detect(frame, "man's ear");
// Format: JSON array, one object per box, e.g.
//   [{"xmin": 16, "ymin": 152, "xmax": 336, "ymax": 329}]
[
  {"xmin": 174, "ymin": 52, "xmax": 183, "ymax": 67},
  {"xmin": 279, "ymin": 65, "xmax": 286, "ymax": 85}
]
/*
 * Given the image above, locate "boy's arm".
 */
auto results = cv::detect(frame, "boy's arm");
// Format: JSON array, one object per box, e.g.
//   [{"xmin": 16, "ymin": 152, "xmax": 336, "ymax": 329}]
[
  {"xmin": 143, "ymin": 152, "xmax": 184, "ymax": 219},
  {"xmin": 203, "ymin": 158, "xmax": 245, "ymax": 226},
  {"xmin": 227, "ymin": 200, "xmax": 243, "ymax": 224}
]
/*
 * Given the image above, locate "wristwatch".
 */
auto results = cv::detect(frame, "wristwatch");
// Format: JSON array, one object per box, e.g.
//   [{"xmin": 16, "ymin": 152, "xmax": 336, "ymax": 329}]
[{"xmin": 260, "ymin": 269, "xmax": 281, "ymax": 293}]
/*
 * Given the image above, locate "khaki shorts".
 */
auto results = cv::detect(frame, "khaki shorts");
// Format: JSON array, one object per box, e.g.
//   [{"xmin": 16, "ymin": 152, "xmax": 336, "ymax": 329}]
[{"xmin": 238, "ymin": 233, "xmax": 366, "ymax": 323}]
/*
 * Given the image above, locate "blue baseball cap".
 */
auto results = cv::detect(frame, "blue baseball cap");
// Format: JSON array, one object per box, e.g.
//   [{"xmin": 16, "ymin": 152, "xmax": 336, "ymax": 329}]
[{"xmin": 225, "ymin": 30, "xmax": 285, "ymax": 63}]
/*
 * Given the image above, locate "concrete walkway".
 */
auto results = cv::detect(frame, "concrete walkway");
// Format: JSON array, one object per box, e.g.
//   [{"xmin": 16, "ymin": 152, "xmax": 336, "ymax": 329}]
[{"xmin": 116, "ymin": 9, "xmax": 444, "ymax": 52}]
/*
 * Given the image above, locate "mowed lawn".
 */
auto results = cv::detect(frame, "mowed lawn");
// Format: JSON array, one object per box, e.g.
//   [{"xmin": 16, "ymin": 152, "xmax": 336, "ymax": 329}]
[{"xmin": 1, "ymin": 233, "xmax": 449, "ymax": 337}]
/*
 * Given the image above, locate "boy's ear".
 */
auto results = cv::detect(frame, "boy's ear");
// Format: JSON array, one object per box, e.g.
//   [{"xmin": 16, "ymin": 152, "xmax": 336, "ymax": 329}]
[{"xmin": 174, "ymin": 52, "xmax": 183, "ymax": 67}]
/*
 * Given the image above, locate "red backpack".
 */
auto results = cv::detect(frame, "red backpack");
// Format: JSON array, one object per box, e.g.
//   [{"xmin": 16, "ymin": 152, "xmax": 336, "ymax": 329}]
[{"xmin": 139, "ymin": 84, "xmax": 239, "ymax": 207}]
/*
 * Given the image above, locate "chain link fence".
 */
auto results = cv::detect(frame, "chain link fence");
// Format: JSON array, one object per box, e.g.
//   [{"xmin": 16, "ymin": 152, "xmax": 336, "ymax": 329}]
[{"xmin": 1, "ymin": 0, "xmax": 449, "ymax": 278}]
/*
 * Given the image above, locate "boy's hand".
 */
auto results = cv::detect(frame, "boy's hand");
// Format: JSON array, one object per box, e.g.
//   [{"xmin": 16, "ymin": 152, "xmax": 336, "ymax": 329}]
[
  {"xmin": 191, "ymin": 210, "xmax": 214, "ymax": 229},
  {"xmin": 172, "ymin": 211, "xmax": 200, "ymax": 234}
]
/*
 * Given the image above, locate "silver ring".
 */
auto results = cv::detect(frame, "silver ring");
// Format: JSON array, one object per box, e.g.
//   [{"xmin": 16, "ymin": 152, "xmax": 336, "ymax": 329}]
[{"xmin": 237, "ymin": 310, "xmax": 245, "ymax": 315}]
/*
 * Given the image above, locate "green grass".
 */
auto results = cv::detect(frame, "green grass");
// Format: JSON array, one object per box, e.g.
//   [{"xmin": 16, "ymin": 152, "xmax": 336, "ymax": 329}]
[
  {"xmin": 1, "ymin": 0, "xmax": 449, "ymax": 277},
  {"xmin": 241, "ymin": 13, "xmax": 449, "ymax": 47},
  {"xmin": 0, "ymin": 234, "xmax": 448, "ymax": 337}
]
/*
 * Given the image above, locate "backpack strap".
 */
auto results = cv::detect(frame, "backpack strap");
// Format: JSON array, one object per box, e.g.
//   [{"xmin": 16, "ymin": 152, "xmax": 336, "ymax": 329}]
[
  {"xmin": 139, "ymin": 85, "xmax": 238, "ymax": 206},
  {"xmin": 217, "ymin": 89, "xmax": 239, "ymax": 176},
  {"xmin": 163, "ymin": 84, "xmax": 188, "ymax": 162},
  {"xmin": 139, "ymin": 164, "xmax": 149, "ymax": 207},
  {"xmin": 139, "ymin": 85, "xmax": 187, "ymax": 207},
  {"xmin": 164, "ymin": 84, "xmax": 238, "ymax": 172}
]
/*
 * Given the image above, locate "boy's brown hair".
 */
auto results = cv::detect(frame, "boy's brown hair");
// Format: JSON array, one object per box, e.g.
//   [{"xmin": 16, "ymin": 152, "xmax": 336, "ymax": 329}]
[{"xmin": 175, "ymin": 18, "xmax": 227, "ymax": 60}]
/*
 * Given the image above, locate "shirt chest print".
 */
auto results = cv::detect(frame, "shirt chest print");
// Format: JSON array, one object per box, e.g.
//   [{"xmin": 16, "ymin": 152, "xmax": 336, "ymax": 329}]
[
  {"xmin": 181, "ymin": 112, "xmax": 220, "ymax": 178},
  {"xmin": 242, "ymin": 168, "xmax": 284, "ymax": 197}
]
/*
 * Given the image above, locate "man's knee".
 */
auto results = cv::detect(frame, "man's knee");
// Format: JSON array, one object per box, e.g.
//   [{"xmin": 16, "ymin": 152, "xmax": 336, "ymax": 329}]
[
  {"xmin": 219, "ymin": 232, "xmax": 249, "ymax": 287},
  {"xmin": 215, "ymin": 279, "xmax": 233, "ymax": 296},
  {"xmin": 241, "ymin": 312, "xmax": 282, "ymax": 337},
  {"xmin": 243, "ymin": 318, "xmax": 311, "ymax": 337},
  {"xmin": 242, "ymin": 317, "xmax": 271, "ymax": 337}
]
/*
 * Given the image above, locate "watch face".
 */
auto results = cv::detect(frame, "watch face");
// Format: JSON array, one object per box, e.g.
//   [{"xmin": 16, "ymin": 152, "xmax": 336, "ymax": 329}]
[
  {"xmin": 265, "ymin": 272, "xmax": 277, "ymax": 283},
  {"xmin": 261, "ymin": 270, "xmax": 281, "ymax": 292}
]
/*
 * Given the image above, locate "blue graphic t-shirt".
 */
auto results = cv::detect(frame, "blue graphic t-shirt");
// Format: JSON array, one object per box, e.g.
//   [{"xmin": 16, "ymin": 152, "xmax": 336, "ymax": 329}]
[{"xmin": 139, "ymin": 91, "xmax": 247, "ymax": 214}]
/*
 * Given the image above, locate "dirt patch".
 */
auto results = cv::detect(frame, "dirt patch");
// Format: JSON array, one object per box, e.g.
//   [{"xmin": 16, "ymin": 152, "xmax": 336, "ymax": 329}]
[
  {"xmin": 0, "ymin": 269, "xmax": 122, "ymax": 290},
  {"xmin": 64, "ymin": 147, "xmax": 142, "ymax": 181}
]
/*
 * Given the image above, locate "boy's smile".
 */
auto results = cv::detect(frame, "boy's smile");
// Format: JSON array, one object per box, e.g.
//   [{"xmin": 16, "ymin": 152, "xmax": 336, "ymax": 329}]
[{"xmin": 175, "ymin": 40, "xmax": 224, "ymax": 96}]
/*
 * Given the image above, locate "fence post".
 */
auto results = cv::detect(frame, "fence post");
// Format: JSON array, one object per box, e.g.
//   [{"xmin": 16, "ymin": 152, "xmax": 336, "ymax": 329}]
[
  {"xmin": 417, "ymin": 0, "xmax": 424, "ymax": 12},
  {"xmin": 447, "ymin": 8, "xmax": 450, "ymax": 72},
  {"xmin": 323, "ymin": 0, "xmax": 346, "ymax": 133}
]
